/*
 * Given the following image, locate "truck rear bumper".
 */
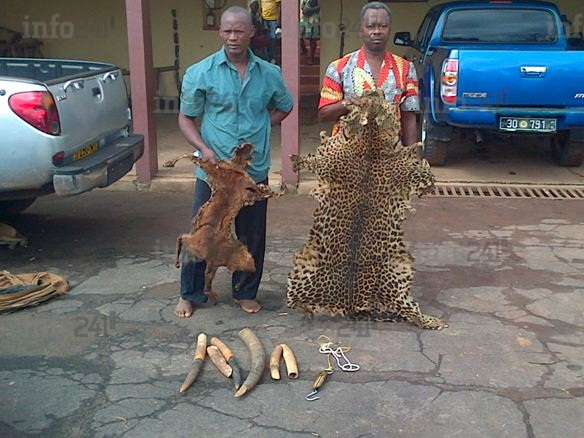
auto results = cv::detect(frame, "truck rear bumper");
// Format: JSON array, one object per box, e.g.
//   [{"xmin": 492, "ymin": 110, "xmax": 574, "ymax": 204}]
[
  {"xmin": 446, "ymin": 107, "xmax": 584, "ymax": 130},
  {"xmin": 52, "ymin": 134, "xmax": 144, "ymax": 196}
]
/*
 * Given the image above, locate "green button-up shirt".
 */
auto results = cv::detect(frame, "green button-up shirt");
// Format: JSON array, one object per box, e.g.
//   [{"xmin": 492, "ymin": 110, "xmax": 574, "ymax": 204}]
[{"xmin": 180, "ymin": 48, "xmax": 293, "ymax": 182}]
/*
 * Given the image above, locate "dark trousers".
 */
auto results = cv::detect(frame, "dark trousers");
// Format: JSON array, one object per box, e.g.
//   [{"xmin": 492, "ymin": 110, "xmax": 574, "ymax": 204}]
[
  {"xmin": 180, "ymin": 178, "xmax": 268, "ymax": 303},
  {"xmin": 265, "ymin": 19, "xmax": 278, "ymax": 61}
]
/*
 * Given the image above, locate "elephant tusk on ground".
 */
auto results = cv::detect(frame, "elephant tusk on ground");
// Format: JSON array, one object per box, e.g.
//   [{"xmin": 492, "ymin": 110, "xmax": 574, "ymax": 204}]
[
  {"xmin": 269, "ymin": 344, "xmax": 283, "ymax": 380},
  {"xmin": 234, "ymin": 328, "xmax": 265, "ymax": 398},
  {"xmin": 211, "ymin": 336, "xmax": 242, "ymax": 390},
  {"xmin": 207, "ymin": 345, "xmax": 233, "ymax": 378},
  {"xmin": 280, "ymin": 344, "xmax": 299, "ymax": 379},
  {"xmin": 179, "ymin": 333, "xmax": 207, "ymax": 393}
]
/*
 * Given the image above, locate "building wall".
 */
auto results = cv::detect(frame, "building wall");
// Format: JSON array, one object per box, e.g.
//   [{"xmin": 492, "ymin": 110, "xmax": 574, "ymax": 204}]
[
  {"xmin": 150, "ymin": 0, "xmax": 247, "ymax": 96},
  {"xmin": 3, "ymin": 0, "xmax": 128, "ymax": 66},
  {"xmin": 3, "ymin": 0, "xmax": 246, "ymax": 96}
]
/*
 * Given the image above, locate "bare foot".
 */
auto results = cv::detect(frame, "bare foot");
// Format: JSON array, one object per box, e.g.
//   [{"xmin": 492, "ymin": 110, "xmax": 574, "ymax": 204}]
[
  {"xmin": 174, "ymin": 298, "xmax": 194, "ymax": 318},
  {"xmin": 234, "ymin": 299, "xmax": 261, "ymax": 314}
]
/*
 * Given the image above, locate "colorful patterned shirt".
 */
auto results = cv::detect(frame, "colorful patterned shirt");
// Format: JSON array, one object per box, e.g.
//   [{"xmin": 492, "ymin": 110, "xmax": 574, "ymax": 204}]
[{"xmin": 319, "ymin": 48, "xmax": 419, "ymax": 112}]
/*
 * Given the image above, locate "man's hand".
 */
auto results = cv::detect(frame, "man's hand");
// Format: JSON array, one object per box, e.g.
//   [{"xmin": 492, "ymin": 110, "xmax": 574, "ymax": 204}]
[
  {"xmin": 318, "ymin": 95, "xmax": 362, "ymax": 122},
  {"xmin": 178, "ymin": 113, "xmax": 218, "ymax": 165},
  {"xmin": 344, "ymin": 96, "xmax": 363, "ymax": 107},
  {"xmin": 199, "ymin": 146, "xmax": 217, "ymax": 165}
]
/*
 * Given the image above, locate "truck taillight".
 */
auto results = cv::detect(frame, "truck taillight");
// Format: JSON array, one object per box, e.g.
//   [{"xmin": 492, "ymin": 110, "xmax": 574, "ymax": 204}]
[
  {"xmin": 8, "ymin": 91, "xmax": 61, "ymax": 135},
  {"xmin": 441, "ymin": 58, "xmax": 459, "ymax": 105}
]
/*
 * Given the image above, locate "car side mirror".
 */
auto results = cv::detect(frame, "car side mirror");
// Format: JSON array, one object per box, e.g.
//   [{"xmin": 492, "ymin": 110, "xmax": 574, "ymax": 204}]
[{"xmin": 394, "ymin": 32, "xmax": 412, "ymax": 47}]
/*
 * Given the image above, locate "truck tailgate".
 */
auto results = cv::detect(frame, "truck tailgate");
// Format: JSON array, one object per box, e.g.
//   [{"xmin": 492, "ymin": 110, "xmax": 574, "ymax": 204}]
[
  {"xmin": 457, "ymin": 51, "xmax": 584, "ymax": 108},
  {"xmin": 47, "ymin": 69, "xmax": 129, "ymax": 155}
]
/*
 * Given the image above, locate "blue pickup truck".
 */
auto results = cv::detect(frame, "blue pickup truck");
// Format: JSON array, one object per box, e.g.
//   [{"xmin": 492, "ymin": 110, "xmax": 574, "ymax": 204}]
[{"xmin": 394, "ymin": 0, "xmax": 584, "ymax": 166}]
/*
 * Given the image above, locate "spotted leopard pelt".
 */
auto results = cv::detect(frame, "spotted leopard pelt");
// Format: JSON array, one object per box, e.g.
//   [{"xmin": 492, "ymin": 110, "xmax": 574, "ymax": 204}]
[{"xmin": 287, "ymin": 90, "xmax": 445, "ymax": 330}]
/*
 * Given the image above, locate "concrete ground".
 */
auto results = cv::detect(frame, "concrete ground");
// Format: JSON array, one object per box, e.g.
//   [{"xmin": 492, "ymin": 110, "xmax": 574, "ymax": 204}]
[{"xmin": 1, "ymin": 190, "xmax": 583, "ymax": 437}]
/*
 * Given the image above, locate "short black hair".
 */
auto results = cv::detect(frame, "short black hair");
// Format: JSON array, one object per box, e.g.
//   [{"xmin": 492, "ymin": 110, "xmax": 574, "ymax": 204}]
[
  {"xmin": 360, "ymin": 2, "xmax": 391, "ymax": 23},
  {"xmin": 221, "ymin": 6, "xmax": 252, "ymax": 26}
]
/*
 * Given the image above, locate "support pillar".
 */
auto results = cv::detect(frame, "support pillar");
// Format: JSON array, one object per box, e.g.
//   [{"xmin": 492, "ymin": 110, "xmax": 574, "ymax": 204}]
[
  {"xmin": 126, "ymin": 0, "xmax": 158, "ymax": 182},
  {"xmin": 280, "ymin": 0, "xmax": 300, "ymax": 186}
]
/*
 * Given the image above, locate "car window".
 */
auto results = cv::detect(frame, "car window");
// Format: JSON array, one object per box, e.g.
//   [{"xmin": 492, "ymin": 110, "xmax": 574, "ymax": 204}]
[
  {"xmin": 414, "ymin": 13, "xmax": 432, "ymax": 49},
  {"xmin": 421, "ymin": 9, "xmax": 440, "ymax": 48},
  {"xmin": 442, "ymin": 9, "xmax": 558, "ymax": 43}
]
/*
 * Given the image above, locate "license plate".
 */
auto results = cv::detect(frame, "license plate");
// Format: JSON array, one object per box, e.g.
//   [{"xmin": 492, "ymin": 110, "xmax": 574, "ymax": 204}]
[
  {"xmin": 499, "ymin": 117, "xmax": 557, "ymax": 133},
  {"xmin": 73, "ymin": 143, "xmax": 98, "ymax": 161}
]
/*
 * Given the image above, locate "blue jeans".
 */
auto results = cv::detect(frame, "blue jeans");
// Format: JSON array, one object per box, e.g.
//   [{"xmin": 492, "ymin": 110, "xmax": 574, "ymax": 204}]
[
  {"xmin": 264, "ymin": 19, "xmax": 278, "ymax": 60},
  {"xmin": 180, "ymin": 178, "xmax": 268, "ymax": 303}
]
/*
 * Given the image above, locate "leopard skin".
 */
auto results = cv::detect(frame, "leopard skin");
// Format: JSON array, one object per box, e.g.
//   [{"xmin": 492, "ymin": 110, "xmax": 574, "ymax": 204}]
[{"xmin": 287, "ymin": 90, "xmax": 445, "ymax": 330}]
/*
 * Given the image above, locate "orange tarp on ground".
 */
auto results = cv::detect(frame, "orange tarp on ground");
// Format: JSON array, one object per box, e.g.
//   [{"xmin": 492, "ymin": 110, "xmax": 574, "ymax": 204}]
[{"xmin": 0, "ymin": 271, "xmax": 69, "ymax": 313}]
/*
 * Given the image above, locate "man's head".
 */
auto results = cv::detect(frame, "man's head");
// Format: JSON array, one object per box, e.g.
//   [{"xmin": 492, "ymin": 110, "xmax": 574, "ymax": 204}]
[
  {"xmin": 359, "ymin": 2, "xmax": 392, "ymax": 54},
  {"xmin": 220, "ymin": 6, "xmax": 254, "ymax": 58}
]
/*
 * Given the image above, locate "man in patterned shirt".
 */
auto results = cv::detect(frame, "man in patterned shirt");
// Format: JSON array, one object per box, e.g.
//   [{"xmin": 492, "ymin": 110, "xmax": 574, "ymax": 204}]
[{"xmin": 318, "ymin": 2, "xmax": 419, "ymax": 146}]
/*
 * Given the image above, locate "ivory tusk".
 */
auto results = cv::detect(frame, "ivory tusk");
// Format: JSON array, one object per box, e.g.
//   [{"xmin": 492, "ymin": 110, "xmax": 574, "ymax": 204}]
[
  {"xmin": 179, "ymin": 360, "xmax": 203, "ymax": 394},
  {"xmin": 207, "ymin": 345, "xmax": 233, "ymax": 378},
  {"xmin": 280, "ymin": 344, "xmax": 299, "ymax": 379},
  {"xmin": 229, "ymin": 357, "xmax": 243, "ymax": 391},
  {"xmin": 211, "ymin": 337, "xmax": 242, "ymax": 390},
  {"xmin": 179, "ymin": 333, "xmax": 207, "ymax": 393},
  {"xmin": 210, "ymin": 337, "xmax": 234, "ymax": 362},
  {"xmin": 269, "ymin": 344, "xmax": 283, "ymax": 380},
  {"xmin": 234, "ymin": 328, "xmax": 265, "ymax": 398}
]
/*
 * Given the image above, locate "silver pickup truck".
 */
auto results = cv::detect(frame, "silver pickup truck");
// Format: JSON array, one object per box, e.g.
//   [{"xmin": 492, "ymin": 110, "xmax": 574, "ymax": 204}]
[{"xmin": 0, "ymin": 58, "xmax": 144, "ymax": 215}]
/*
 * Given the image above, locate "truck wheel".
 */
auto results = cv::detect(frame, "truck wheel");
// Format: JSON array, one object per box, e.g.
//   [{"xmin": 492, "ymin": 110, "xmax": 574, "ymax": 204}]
[
  {"xmin": 424, "ymin": 139, "xmax": 449, "ymax": 166},
  {"xmin": 420, "ymin": 113, "xmax": 449, "ymax": 166},
  {"xmin": 0, "ymin": 198, "xmax": 37, "ymax": 216},
  {"xmin": 552, "ymin": 133, "xmax": 583, "ymax": 167}
]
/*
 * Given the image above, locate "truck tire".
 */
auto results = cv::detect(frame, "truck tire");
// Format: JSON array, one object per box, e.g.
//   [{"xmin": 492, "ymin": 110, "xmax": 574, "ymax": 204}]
[
  {"xmin": 424, "ymin": 138, "xmax": 449, "ymax": 166},
  {"xmin": 552, "ymin": 132, "xmax": 583, "ymax": 167},
  {"xmin": 420, "ymin": 112, "xmax": 449, "ymax": 166},
  {"xmin": 0, "ymin": 198, "xmax": 37, "ymax": 216}
]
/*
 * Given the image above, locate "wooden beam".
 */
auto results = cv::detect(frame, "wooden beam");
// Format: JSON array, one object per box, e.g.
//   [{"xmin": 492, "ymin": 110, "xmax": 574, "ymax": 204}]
[
  {"xmin": 280, "ymin": 0, "xmax": 300, "ymax": 186},
  {"xmin": 126, "ymin": 0, "xmax": 157, "ymax": 182}
]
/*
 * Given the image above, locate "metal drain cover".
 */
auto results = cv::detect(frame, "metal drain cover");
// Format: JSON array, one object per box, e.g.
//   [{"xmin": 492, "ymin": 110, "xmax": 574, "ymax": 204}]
[{"xmin": 428, "ymin": 184, "xmax": 584, "ymax": 200}]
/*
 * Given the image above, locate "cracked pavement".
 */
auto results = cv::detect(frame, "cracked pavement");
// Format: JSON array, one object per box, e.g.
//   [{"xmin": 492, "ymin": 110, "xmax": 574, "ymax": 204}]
[{"xmin": 1, "ymin": 191, "xmax": 583, "ymax": 437}]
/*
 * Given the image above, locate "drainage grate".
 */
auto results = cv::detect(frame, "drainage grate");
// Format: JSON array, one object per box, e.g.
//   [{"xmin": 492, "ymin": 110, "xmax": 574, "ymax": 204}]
[{"xmin": 428, "ymin": 184, "xmax": 584, "ymax": 200}]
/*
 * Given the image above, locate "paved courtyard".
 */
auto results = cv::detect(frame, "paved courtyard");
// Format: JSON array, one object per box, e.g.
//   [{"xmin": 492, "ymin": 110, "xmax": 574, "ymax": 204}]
[{"xmin": 1, "ymin": 190, "xmax": 583, "ymax": 437}]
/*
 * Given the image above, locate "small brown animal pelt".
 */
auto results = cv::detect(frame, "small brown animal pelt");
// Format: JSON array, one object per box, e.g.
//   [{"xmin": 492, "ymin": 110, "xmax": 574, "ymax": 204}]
[{"xmin": 164, "ymin": 143, "xmax": 283, "ymax": 304}]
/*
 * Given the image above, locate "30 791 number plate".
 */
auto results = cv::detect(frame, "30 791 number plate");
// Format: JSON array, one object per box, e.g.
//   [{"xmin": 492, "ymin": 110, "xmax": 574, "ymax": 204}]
[{"xmin": 499, "ymin": 117, "xmax": 557, "ymax": 133}]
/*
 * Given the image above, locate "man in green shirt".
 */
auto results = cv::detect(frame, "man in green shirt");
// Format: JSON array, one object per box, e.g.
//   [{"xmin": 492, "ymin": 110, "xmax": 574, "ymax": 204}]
[{"xmin": 175, "ymin": 6, "xmax": 293, "ymax": 317}]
